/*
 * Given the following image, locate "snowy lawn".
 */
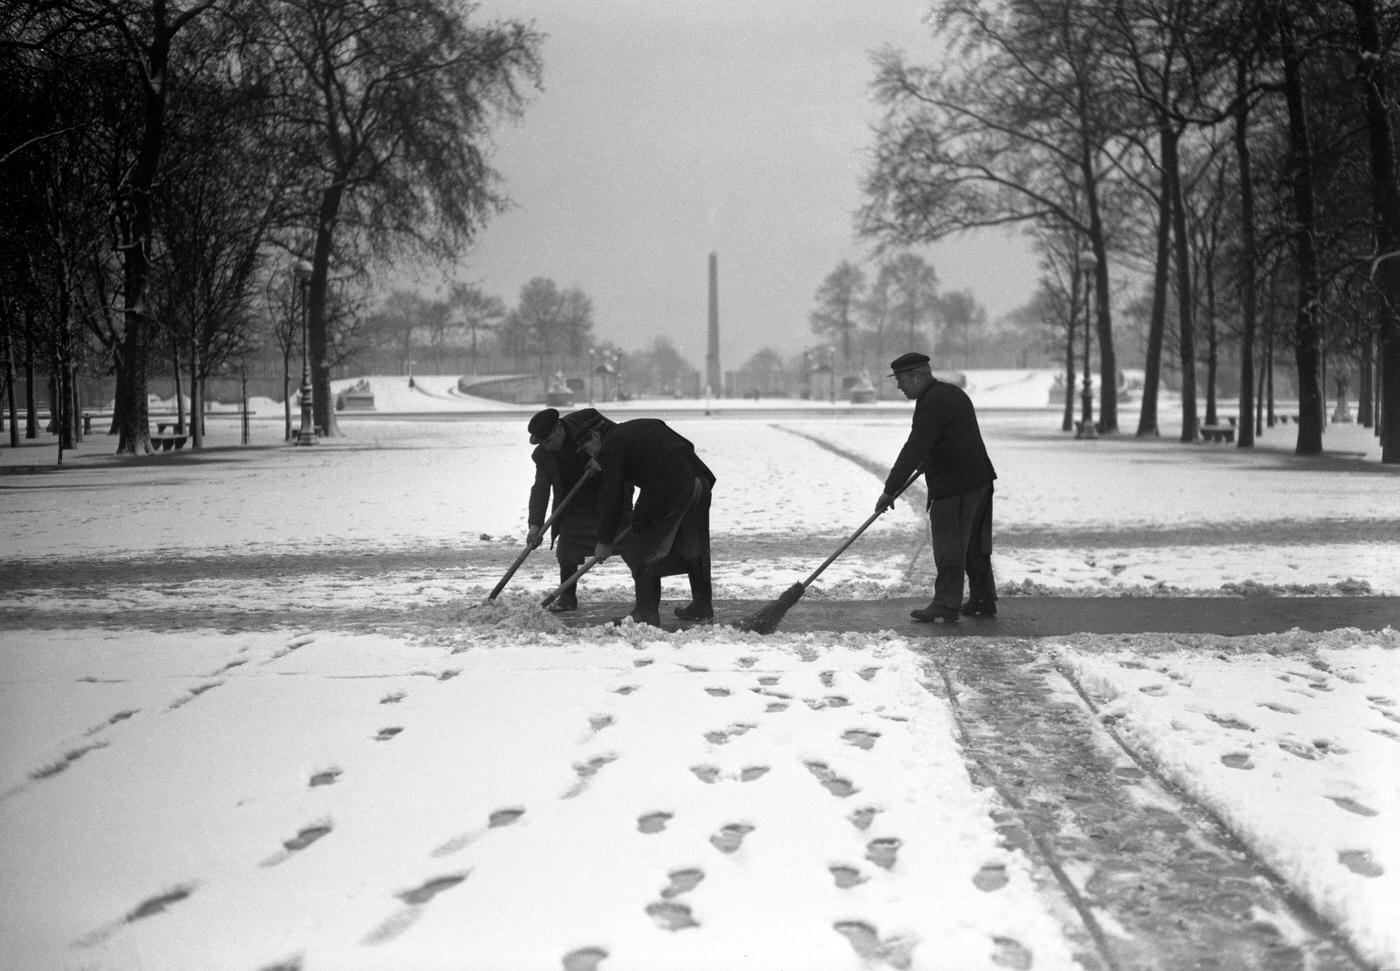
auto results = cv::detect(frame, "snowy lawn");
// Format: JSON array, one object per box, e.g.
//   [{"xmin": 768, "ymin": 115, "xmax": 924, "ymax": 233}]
[{"xmin": 2, "ymin": 378, "xmax": 1397, "ymax": 968}]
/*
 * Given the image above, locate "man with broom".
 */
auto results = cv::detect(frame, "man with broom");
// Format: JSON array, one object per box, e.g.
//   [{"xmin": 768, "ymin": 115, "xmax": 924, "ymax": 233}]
[
  {"xmin": 876, "ymin": 352, "xmax": 998, "ymax": 623},
  {"xmin": 583, "ymin": 418, "xmax": 716, "ymax": 626},
  {"xmin": 526, "ymin": 407, "xmax": 619, "ymax": 612}
]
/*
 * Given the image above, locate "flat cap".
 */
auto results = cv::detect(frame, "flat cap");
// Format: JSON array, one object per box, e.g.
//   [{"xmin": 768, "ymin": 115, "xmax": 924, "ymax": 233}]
[
  {"xmin": 527, "ymin": 408, "xmax": 560, "ymax": 443},
  {"xmin": 888, "ymin": 352, "xmax": 931, "ymax": 375}
]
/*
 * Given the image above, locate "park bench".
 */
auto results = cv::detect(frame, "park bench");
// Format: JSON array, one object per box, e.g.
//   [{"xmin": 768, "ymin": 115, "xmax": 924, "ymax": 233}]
[
  {"xmin": 150, "ymin": 421, "xmax": 190, "ymax": 451},
  {"xmin": 1200, "ymin": 422, "xmax": 1235, "ymax": 443}
]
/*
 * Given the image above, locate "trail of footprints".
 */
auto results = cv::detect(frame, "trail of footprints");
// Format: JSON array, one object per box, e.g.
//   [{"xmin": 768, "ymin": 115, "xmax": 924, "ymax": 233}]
[
  {"xmin": 88, "ymin": 645, "xmax": 1020, "ymax": 968},
  {"xmin": 1129, "ymin": 661, "xmax": 1391, "ymax": 881},
  {"xmin": 570, "ymin": 656, "xmax": 1018, "ymax": 970}
]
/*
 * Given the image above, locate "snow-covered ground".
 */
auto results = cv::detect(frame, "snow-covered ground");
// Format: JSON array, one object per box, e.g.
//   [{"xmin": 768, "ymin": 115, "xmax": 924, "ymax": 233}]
[{"xmin": 1, "ymin": 374, "xmax": 1396, "ymax": 970}]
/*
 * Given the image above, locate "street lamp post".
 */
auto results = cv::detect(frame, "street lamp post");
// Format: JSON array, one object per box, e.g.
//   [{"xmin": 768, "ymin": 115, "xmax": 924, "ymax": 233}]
[
  {"xmin": 1076, "ymin": 252, "xmax": 1098, "ymax": 440},
  {"xmin": 293, "ymin": 260, "xmax": 317, "ymax": 446}
]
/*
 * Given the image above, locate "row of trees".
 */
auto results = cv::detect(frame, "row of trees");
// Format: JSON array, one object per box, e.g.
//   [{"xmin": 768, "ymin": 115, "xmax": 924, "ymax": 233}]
[
  {"xmin": 2, "ymin": 0, "xmax": 541, "ymax": 453},
  {"xmin": 859, "ymin": 0, "xmax": 1400, "ymax": 461},
  {"xmin": 807, "ymin": 252, "xmax": 1015, "ymax": 374}
]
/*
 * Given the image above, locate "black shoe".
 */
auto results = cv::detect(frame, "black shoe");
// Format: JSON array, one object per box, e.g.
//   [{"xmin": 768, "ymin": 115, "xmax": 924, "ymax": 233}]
[
  {"xmin": 547, "ymin": 600, "xmax": 578, "ymax": 613},
  {"xmin": 910, "ymin": 603, "xmax": 960, "ymax": 623},
  {"xmin": 674, "ymin": 602, "xmax": 714, "ymax": 622},
  {"xmin": 960, "ymin": 599, "xmax": 997, "ymax": 617}
]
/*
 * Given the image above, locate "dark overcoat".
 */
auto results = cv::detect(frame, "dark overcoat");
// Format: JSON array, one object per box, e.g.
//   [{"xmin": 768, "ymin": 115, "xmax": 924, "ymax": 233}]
[
  {"xmin": 884, "ymin": 379, "xmax": 996, "ymax": 501},
  {"xmin": 529, "ymin": 409, "xmax": 617, "ymax": 562},
  {"xmin": 595, "ymin": 419, "xmax": 716, "ymax": 575}
]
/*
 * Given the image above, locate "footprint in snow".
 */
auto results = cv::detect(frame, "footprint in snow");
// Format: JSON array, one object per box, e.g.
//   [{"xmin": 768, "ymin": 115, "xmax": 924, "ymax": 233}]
[
  {"xmin": 260, "ymin": 823, "xmax": 332, "ymax": 867},
  {"xmin": 362, "ymin": 874, "xmax": 469, "ymax": 945},
  {"xmin": 660, "ymin": 868, "xmax": 704, "ymax": 898},
  {"xmin": 849, "ymin": 807, "xmax": 881, "ymax": 830},
  {"xmin": 804, "ymin": 761, "xmax": 857, "ymax": 798},
  {"xmin": 563, "ymin": 754, "xmax": 617, "ymax": 798},
  {"xmin": 973, "ymin": 862, "xmax": 1009, "ymax": 891},
  {"xmin": 562, "ymin": 947, "xmax": 608, "ymax": 971},
  {"xmin": 833, "ymin": 921, "xmax": 914, "ymax": 969},
  {"xmin": 646, "ymin": 900, "xmax": 698, "ymax": 931},
  {"xmin": 1338, "ymin": 850, "xmax": 1384, "ymax": 878},
  {"xmin": 710, "ymin": 823, "xmax": 754, "ymax": 854},
  {"xmin": 829, "ymin": 865, "xmax": 866, "ymax": 889},
  {"xmin": 866, "ymin": 837, "xmax": 901, "ymax": 870},
  {"xmin": 638, "ymin": 811, "xmax": 673, "ymax": 834},
  {"xmin": 842, "ymin": 729, "xmax": 881, "ymax": 750}
]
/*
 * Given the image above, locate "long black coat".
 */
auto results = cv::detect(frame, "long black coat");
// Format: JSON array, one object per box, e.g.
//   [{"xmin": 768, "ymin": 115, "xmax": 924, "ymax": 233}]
[
  {"xmin": 528, "ymin": 409, "xmax": 616, "ymax": 561},
  {"xmin": 884, "ymin": 379, "xmax": 996, "ymax": 501},
  {"xmin": 595, "ymin": 419, "xmax": 716, "ymax": 572}
]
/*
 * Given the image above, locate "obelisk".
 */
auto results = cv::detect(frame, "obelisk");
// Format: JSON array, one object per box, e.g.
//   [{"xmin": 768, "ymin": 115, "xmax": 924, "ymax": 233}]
[{"xmin": 707, "ymin": 252, "xmax": 721, "ymax": 397}]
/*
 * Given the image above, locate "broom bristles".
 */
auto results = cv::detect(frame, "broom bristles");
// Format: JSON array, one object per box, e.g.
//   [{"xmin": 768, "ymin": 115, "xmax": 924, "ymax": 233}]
[{"xmin": 738, "ymin": 582, "xmax": 806, "ymax": 634}]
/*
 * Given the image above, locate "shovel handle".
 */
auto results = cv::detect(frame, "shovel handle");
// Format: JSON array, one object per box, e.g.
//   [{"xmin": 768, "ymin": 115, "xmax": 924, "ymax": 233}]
[
  {"xmin": 798, "ymin": 467, "xmax": 924, "ymax": 589},
  {"xmin": 541, "ymin": 526, "xmax": 631, "ymax": 607},
  {"xmin": 489, "ymin": 460, "xmax": 601, "ymax": 600}
]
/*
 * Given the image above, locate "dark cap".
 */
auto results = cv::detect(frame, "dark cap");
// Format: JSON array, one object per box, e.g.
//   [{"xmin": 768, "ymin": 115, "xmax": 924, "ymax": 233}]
[
  {"xmin": 888, "ymin": 352, "xmax": 931, "ymax": 375},
  {"xmin": 527, "ymin": 408, "xmax": 560, "ymax": 444}
]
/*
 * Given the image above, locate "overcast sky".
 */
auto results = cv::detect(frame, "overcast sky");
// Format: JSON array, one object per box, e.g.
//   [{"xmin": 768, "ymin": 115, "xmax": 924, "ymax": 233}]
[{"xmin": 431, "ymin": 0, "xmax": 1041, "ymax": 374}]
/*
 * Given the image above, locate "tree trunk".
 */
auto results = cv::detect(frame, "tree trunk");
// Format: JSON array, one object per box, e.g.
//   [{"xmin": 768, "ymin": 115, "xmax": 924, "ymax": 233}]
[
  {"xmin": 311, "ymin": 185, "xmax": 344, "ymax": 437},
  {"xmin": 189, "ymin": 330, "xmax": 203, "ymax": 449},
  {"xmin": 1235, "ymin": 61, "xmax": 1257, "ymax": 448},
  {"xmin": 3, "ymin": 311, "xmax": 17, "ymax": 447},
  {"xmin": 1281, "ymin": 19, "xmax": 1324, "ymax": 455},
  {"xmin": 172, "ymin": 333, "xmax": 185, "ymax": 434},
  {"xmin": 24, "ymin": 310, "xmax": 38, "ymax": 439},
  {"xmin": 1353, "ymin": 0, "xmax": 1400, "ymax": 462},
  {"xmin": 1081, "ymin": 148, "xmax": 1118, "ymax": 433},
  {"xmin": 1204, "ymin": 262, "xmax": 1219, "ymax": 427},
  {"xmin": 1359, "ymin": 334, "xmax": 1373, "ymax": 427},
  {"xmin": 1063, "ymin": 273, "xmax": 1078, "ymax": 432},
  {"xmin": 1165, "ymin": 128, "xmax": 1199, "ymax": 442},
  {"xmin": 1137, "ymin": 130, "xmax": 1172, "ymax": 438}
]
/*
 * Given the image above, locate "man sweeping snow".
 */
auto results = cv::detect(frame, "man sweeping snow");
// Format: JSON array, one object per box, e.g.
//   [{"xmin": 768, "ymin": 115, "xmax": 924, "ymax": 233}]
[
  {"xmin": 584, "ymin": 419, "xmax": 716, "ymax": 626},
  {"xmin": 877, "ymin": 352, "xmax": 998, "ymax": 623}
]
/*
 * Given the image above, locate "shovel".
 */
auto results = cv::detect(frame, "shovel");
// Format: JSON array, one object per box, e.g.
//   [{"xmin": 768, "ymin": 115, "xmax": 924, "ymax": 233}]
[
  {"xmin": 541, "ymin": 526, "xmax": 631, "ymax": 608},
  {"xmin": 488, "ymin": 459, "xmax": 600, "ymax": 600}
]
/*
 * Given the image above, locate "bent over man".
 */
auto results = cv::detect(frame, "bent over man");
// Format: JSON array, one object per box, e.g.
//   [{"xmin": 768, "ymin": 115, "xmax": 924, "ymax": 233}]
[
  {"xmin": 877, "ymin": 352, "xmax": 997, "ymax": 624},
  {"xmin": 585, "ymin": 418, "xmax": 716, "ymax": 626},
  {"xmin": 526, "ymin": 407, "xmax": 618, "ymax": 612}
]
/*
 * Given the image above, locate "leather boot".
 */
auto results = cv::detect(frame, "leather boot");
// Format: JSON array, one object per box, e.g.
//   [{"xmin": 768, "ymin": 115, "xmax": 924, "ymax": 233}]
[
  {"xmin": 675, "ymin": 560, "xmax": 714, "ymax": 622},
  {"xmin": 549, "ymin": 562, "xmax": 579, "ymax": 612},
  {"xmin": 617, "ymin": 571, "xmax": 661, "ymax": 626}
]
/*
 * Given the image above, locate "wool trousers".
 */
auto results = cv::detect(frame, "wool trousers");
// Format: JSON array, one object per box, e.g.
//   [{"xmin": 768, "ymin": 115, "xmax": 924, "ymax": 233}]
[{"xmin": 927, "ymin": 485, "xmax": 995, "ymax": 610}]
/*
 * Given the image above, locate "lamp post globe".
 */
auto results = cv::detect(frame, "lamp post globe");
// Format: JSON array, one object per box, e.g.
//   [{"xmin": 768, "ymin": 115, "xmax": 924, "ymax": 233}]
[
  {"xmin": 1076, "ymin": 251, "xmax": 1099, "ymax": 440},
  {"xmin": 293, "ymin": 260, "xmax": 317, "ymax": 445}
]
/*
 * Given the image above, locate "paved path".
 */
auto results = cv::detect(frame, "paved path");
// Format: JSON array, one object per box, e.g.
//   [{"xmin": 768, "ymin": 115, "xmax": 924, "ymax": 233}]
[{"xmin": 562, "ymin": 596, "xmax": 1400, "ymax": 637}]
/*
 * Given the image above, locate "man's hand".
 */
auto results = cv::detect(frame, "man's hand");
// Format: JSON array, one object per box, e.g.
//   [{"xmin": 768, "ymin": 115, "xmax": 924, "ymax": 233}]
[
  {"xmin": 527, "ymin": 525, "xmax": 543, "ymax": 548},
  {"xmin": 874, "ymin": 492, "xmax": 895, "ymax": 515},
  {"xmin": 593, "ymin": 542, "xmax": 612, "ymax": 562}
]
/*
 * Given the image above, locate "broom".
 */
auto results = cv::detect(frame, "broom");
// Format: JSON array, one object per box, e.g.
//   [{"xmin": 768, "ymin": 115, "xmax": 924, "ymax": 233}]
[
  {"xmin": 488, "ymin": 460, "xmax": 600, "ymax": 600},
  {"xmin": 738, "ymin": 467, "xmax": 924, "ymax": 634},
  {"xmin": 540, "ymin": 526, "xmax": 631, "ymax": 608}
]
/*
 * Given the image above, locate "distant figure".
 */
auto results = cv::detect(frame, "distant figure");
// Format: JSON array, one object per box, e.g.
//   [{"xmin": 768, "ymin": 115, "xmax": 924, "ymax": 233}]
[
  {"xmin": 526, "ymin": 407, "xmax": 618, "ymax": 612},
  {"xmin": 876, "ymin": 352, "xmax": 997, "ymax": 623},
  {"xmin": 584, "ymin": 419, "xmax": 716, "ymax": 626}
]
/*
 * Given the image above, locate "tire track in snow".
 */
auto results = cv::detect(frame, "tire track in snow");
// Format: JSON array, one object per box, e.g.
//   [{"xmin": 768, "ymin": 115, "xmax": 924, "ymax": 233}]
[{"xmin": 924, "ymin": 639, "xmax": 1367, "ymax": 971}]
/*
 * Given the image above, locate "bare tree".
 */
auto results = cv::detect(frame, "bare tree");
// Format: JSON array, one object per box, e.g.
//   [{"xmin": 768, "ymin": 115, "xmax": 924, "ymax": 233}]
[
  {"xmin": 809, "ymin": 261, "xmax": 865, "ymax": 372},
  {"xmin": 250, "ymin": 0, "xmax": 540, "ymax": 434}
]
